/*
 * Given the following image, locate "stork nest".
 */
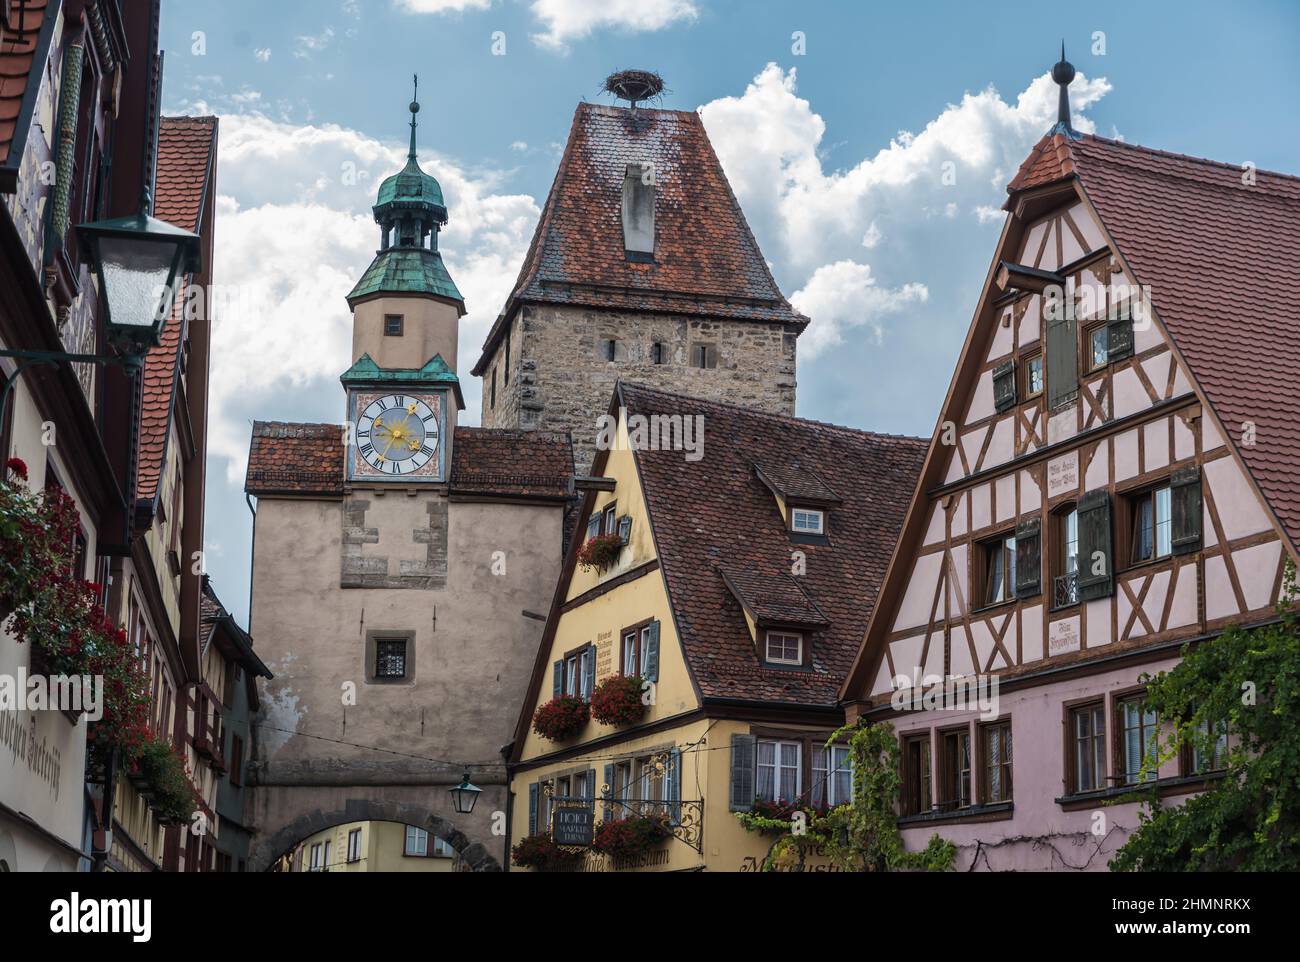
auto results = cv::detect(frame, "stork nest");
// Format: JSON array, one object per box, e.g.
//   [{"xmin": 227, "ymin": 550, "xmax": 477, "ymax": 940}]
[{"xmin": 603, "ymin": 69, "xmax": 666, "ymax": 105}]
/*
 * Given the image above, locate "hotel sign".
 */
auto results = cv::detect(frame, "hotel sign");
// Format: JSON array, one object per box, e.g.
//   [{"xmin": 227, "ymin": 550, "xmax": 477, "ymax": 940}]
[{"xmin": 552, "ymin": 806, "xmax": 594, "ymax": 847}]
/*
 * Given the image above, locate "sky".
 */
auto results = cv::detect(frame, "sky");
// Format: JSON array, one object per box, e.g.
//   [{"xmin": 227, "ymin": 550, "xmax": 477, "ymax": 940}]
[{"xmin": 158, "ymin": 0, "xmax": 1300, "ymax": 624}]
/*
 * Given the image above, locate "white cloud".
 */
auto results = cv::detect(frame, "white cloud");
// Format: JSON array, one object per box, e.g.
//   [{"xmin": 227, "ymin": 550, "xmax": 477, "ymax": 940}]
[
  {"xmin": 699, "ymin": 63, "xmax": 1110, "ymax": 350},
  {"xmin": 202, "ymin": 112, "xmax": 539, "ymax": 481},
  {"xmin": 254, "ymin": 48, "xmax": 272, "ymax": 63},
  {"xmin": 394, "ymin": 0, "xmax": 493, "ymax": 12},
  {"xmin": 293, "ymin": 27, "xmax": 335, "ymax": 59},
  {"xmin": 530, "ymin": 0, "xmax": 698, "ymax": 50},
  {"xmin": 790, "ymin": 261, "xmax": 928, "ymax": 358}
]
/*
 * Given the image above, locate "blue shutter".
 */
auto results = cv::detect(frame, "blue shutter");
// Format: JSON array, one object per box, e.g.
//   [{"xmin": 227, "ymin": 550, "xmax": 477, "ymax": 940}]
[
  {"xmin": 586, "ymin": 768, "xmax": 597, "ymax": 809},
  {"xmin": 527, "ymin": 782, "xmax": 538, "ymax": 836},
  {"xmin": 602, "ymin": 764, "xmax": 615, "ymax": 822},
  {"xmin": 729, "ymin": 734, "xmax": 756, "ymax": 812},
  {"xmin": 669, "ymin": 748, "xmax": 682, "ymax": 825},
  {"xmin": 644, "ymin": 622, "xmax": 660, "ymax": 683},
  {"xmin": 585, "ymin": 515, "xmax": 600, "ymax": 541},
  {"xmin": 617, "ymin": 515, "xmax": 632, "ymax": 545},
  {"xmin": 552, "ymin": 660, "xmax": 563, "ymax": 698}
]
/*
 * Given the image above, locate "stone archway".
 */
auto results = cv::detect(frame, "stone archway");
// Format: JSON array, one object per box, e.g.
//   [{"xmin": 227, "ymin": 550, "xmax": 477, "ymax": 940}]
[{"xmin": 247, "ymin": 791, "xmax": 503, "ymax": 873}]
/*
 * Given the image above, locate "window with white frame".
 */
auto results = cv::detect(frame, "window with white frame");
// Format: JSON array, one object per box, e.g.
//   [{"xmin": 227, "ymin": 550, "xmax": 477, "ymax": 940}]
[
  {"xmin": 404, "ymin": 825, "xmax": 428, "ymax": 856},
  {"xmin": 812, "ymin": 744, "xmax": 853, "ymax": 808},
  {"xmin": 756, "ymin": 739, "xmax": 801, "ymax": 804},
  {"xmin": 790, "ymin": 507, "xmax": 824, "ymax": 535},
  {"xmin": 765, "ymin": 630, "xmax": 803, "ymax": 666},
  {"xmin": 347, "ymin": 828, "xmax": 362, "ymax": 863},
  {"xmin": 309, "ymin": 843, "xmax": 322, "ymax": 871}
]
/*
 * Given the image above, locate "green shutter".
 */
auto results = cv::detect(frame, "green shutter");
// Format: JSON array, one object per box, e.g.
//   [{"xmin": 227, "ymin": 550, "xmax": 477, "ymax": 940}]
[
  {"xmin": 1076, "ymin": 488, "xmax": 1114, "ymax": 601},
  {"xmin": 1046, "ymin": 313, "xmax": 1079, "ymax": 409},
  {"xmin": 552, "ymin": 660, "xmax": 563, "ymax": 698},
  {"xmin": 1014, "ymin": 518, "xmax": 1042, "ymax": 598},
  {"xmin": 643, "ymin": 622, "xmax": 660, "ymax": 683},
  {"xmin": 729, "ymin": 733, "xmax": 756, "ymax": 812},
  {"xmin": 528, "ymin": 782, "xmax": 539, "ymax": 836},
  {"xmin": 1171, "ymin": 465, "xmax": 1203, "ymax": 555},
  {"xmin": 602, "ymin": 764, "xmax": 614, "ymax": 822},
  {"xmin": 992, "ymin": 360, "xmax": 1017, "ymax": 413}
]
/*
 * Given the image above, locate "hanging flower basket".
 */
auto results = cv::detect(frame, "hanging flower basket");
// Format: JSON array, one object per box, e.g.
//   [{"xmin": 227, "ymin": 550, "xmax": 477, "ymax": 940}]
[
  {"xmin": 589, "ymin": 674, "xmax": 646, "ymax": 727},
  {"xmin": 591, "ymin": 813, "xmax": 672, "ymax": 862},
  {"xmin": 511, "ymin": 835, "xmax": 586, "ymax": 872},
  {"xmin": 134, "ymin": 733, "xmax": 202, "ymax": 825},
  {"xmin": 576, "ymin": 534, "xmax": 624, "ymax": 572},
  {"xmin": 532, "ymin": 695, "xmax": 590, "ymax": 742}
]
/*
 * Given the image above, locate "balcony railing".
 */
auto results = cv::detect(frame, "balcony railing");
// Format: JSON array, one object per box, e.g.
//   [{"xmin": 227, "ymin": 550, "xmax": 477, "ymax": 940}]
[{"xmin": 1053, "ymin": 572, "xmax": 1079, "ymax": 609}]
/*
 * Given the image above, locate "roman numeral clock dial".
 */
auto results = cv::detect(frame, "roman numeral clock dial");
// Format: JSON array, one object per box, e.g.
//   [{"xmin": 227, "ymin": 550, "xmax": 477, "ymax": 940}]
[{"xmin": 354, "ymin": 394, "xmax": 440, "ymax": 477}]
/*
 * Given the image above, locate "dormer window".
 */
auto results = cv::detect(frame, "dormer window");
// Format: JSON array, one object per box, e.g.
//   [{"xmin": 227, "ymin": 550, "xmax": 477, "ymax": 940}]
[
  {"xmin": 622, "ymin": 163, "xmax": 655, "ymax": 261},
  {"xmin": 790, "ymin": 507, "xmax": 824, "ymax": 535},
  {"xmin": 764, "ymin": 630, "xmax": 803, "ymax": 667}
]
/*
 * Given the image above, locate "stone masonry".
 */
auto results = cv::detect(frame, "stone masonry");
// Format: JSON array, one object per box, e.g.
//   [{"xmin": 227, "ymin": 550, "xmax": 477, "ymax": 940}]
[{"xmin": 481, "ymin": 303, "xmax": 798, "ymax": 475}]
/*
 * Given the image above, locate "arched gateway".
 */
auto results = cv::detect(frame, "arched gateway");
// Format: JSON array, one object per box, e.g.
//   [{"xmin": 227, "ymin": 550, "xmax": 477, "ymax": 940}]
[{"xmin": 242, "ymin": 86, "xmax": 572, "ymax": 876}]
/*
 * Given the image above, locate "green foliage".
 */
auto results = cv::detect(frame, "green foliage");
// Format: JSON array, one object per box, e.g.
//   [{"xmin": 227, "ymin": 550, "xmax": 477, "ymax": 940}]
[
  {"xmin": 1111, "ymin": 564, "xmax": 1300, "ymax": 871},
  {"xmin": 735, "ymin": 720, "xmax": 956, "ymax": 872},
  {"xmin": 133, "ymin": 733, "xmax": 202, "ymax": 824}
]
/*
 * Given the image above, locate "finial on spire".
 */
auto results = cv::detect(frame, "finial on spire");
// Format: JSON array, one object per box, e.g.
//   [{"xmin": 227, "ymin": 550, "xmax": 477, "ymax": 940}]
[
  {"xmin": 1051, "ymin": 42, "xmax": 1079, "ymax": 138},
  {"xmin": 408, "ymin": 74, "xmax": 421, "ymax": 161}
]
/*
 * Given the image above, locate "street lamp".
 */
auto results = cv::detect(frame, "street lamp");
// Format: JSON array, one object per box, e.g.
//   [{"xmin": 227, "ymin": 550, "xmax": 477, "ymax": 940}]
[
  {"xmin": 0, "ymin": 190, "xmax": 202, "ymax": 425},
  {"xmin": 77, "ymin": 190, "xmax": 202, "ymax": 365},
  {"xmin": 449, "ymin": 772, "xmax": 482, "ymax": 815}
]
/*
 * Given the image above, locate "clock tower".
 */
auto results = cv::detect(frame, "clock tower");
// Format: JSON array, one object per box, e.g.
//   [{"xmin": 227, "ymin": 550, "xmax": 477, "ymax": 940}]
[{"xmin": 342, "ymin": 83, "xmax": 464, "ymax": 484}]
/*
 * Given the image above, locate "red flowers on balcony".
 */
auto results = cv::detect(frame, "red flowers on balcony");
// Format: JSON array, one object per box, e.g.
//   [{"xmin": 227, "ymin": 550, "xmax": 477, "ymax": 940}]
[
  {"xmin": 589, "ymin": 674, "xmax": 646, "ymax": 727},
  {"xmin": 532, "ymin": 695, "xmax": 590, "ymax": 742},
  {"xmin": 576, "ymin": 533, "xmax": 624, "ymax": 573}
]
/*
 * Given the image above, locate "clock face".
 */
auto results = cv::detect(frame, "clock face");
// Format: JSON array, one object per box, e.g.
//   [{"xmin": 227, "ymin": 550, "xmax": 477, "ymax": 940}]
[{"xmin": 355, "ymin": 394, "xmax": 441, "ymax": 477}]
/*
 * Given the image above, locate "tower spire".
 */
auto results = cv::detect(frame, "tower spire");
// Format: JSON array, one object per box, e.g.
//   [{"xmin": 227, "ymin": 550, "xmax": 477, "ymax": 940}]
[
  {"xmin": 1050, "ymin": 42, "xmax": 1080, "ymax": 139},
  {"xmin": 409, "ymin": 74, "xmax": 420, "ymax": 161}
]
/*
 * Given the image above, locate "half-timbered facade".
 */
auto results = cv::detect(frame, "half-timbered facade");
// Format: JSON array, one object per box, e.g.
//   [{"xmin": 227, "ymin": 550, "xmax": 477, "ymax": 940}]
[
  {"xmin": 841, "ymin": 61, "xmax": 1300, "ymax": 870},
  {"xmin": 508, "ymin": 383, "xmax": 924, "ymax": 871}
]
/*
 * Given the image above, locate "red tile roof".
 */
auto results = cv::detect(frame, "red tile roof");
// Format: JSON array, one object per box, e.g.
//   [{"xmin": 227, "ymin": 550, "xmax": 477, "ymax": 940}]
[
  {"xmin": 1009, "ymin": 132, "xmax": 1300, "ymax": 548},
  {"xmin": 0, "ymin": 0, "xmax": 50, "ymax": 168},
  {"xmin": 246, "ymin": 422, "xmax": 346, "ymax": 496},
  {"xmin": 450, "ymin": 427, "xmax": 573, "ymax": 499},
  {"xmin": 135, "ymin": 116, "xmax": 217, "ymax": 503},
  {"xmin": 620, "ymin": 383, "xmax": 926, "ymax": 705},
  {"xmin": 245, "ymin": 422, "xmax": 573, "ymax": 500},
  {"xmin": 473, "ymin": 102, "xmax": 806, "ymax": 375}
]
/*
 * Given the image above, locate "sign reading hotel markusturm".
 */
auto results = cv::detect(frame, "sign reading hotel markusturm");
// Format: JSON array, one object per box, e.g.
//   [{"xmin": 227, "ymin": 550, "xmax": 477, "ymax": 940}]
[{"xmin": 552, "ymin": 805, "xmax": 595, "ymax": 847}]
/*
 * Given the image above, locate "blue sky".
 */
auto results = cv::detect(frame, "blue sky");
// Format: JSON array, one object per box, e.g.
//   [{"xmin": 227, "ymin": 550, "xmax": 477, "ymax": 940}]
[{"xmin": 158, "ymin": 0, "xmax": 1300, "ymax": 622}]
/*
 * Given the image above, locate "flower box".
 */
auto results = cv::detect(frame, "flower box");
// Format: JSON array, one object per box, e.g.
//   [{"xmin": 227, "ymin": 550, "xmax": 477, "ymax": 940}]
[
  {"xmin": 511, "ymin": 835, "xmax": 585, "ymax": 872},
  {"xmin": 589, "ymin": 674, "xmax": 646, "ymax": 727},
  {"xmin": 532, "ymin": 695, "xmax": 590, "ymax": 742},
  {"xmin": 576, "ymin": 534, "xmax": 624, "ymax": 573},
  {"xmin": 591, "ymin": 814, "xmax": 672, "ymax": 862}
]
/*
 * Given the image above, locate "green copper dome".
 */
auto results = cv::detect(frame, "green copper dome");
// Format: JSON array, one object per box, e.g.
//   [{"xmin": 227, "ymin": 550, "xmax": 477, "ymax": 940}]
[
  {"xmin": 347, "ymin": 248, "xmax": 463, "ymax": 306},
  {"xmin": 376, "ymin": 157, "xmax": 445, "ymax": 209}
]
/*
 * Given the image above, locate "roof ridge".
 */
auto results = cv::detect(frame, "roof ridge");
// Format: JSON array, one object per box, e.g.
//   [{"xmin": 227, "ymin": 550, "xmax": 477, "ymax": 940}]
[
  {"xmin": 1081, "ymin": 132, "xmax": 1300, "ymax": 186},
  {"xmin": 619, "ymin": 381, "xmax": 928, "ymax": 446}
]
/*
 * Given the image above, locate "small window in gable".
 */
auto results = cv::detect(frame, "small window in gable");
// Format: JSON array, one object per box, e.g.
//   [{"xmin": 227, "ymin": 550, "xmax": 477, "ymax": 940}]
[
  {"xmin": 1023, "ymin": 352, "xmax": 1044, "ymax": 399},
  {"xmin": 651, "ymin": 341, "xmax": 666, "ymax": 365},
  {"xmin": 622, "ymin": 163, "xmax": 656, "ymax": 261},
  {"xmin": 790, "ymin": 507, "xmax": 824, "ymax": 535},
  {"xmin": 764, "ymin": 630, "xmax": 803, "ymax": 666},
  {"xmin": 384, "ymin": 314, "xmax": 404, "ymax": 337}
]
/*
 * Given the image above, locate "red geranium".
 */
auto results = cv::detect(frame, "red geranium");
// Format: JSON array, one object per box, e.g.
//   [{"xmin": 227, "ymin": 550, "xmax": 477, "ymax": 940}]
[
  {"xmin": 5, "ymin": 457, "xmax": 27, "ymax": 481},
  {"xmin": 532, "ymin": 694, "xmax": 590, "ymax": 742},
  {"xmin": 591, "ymin": 813, "xmax": 672, "ymax": 862},
  {"xmin": 511, "ymin": 835, "xmax": 585, "ymax": 872},
  {"xmin": 576, "ymin": 534, "xmax": 623, "ymax": 572},
  {"xmin": 589, "ymin": 673, "xmax": 646, "ymax": 727}
]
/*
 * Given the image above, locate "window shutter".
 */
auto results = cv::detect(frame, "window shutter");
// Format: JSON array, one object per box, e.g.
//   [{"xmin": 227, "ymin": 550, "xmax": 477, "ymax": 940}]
[
  {"xmin": 585, "ymin": 515, "xmax": 600, "ymax": 541},
  {"xmin": 1170, "ymin": 465, "xmax": 1203, "ymax": 555},
  {"xmin": 617, "ymin": 515, "xmax": 632, "ymax": 545},
  {"xmin": 992, "ymin": 360, "xmax": 1017, "ymax": 413},
  {"xmin": 528, "ymin": 782, "xmax": 538, "ymax": 836},
  {"xmin": 1107, "ymin": 299, "xmax": 1134, "ymax": 362},
  {"xmin": 669, "ymin": 748, "xmax": 682, "ymax": 825},
  {"xmin": 1076, "ymin": 488, "xmax": 1114, "ymax": 601},
  {"xmin": 586, "ymin": 768, "xmax": 597, "ymax": 807},
  {"xmin": 602, "ymin": 764, "xmax": 614, "ymax": 822},
  {"xmin": 552, "ymin": 660, "xmax": 563, "ymax": 698},
  {"xmin": 1045, "ymin": 313, "xmax": 1079, "ymax": 409},
  {"xmin": 583, "ymin": 646, "xmax": 596, "ymax": 702},
  {"xmin": 643, "ymin": 622, "xmax": 660, "ymax": 683},
  {"xmin": 1014, "ymin": 518, "xmax": 1042, "ymax": 597},
  {"xmin": 729, "ymin": 733, "xmax": 756, "ymax": 812}
]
